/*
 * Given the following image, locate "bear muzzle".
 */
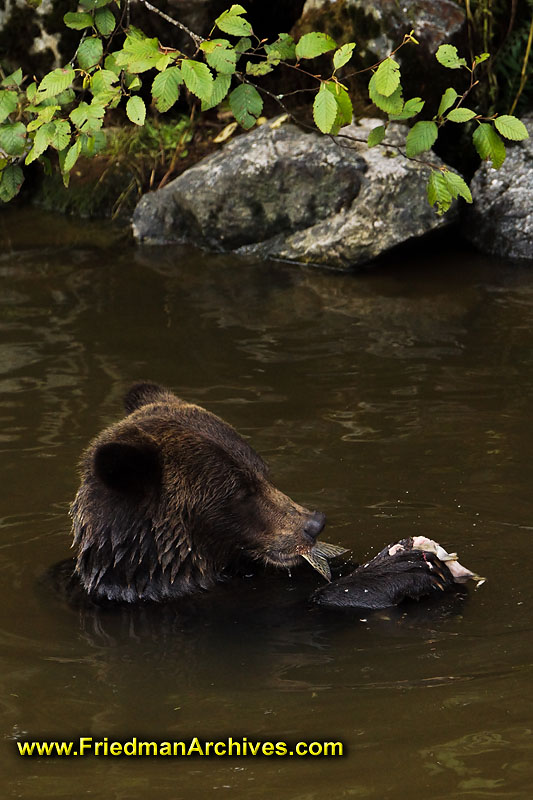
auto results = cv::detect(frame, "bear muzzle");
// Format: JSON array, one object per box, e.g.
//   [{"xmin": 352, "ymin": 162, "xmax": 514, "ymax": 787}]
[
  {"xmin": 303, "ymin": 511, "xmax": 326, "ymax": 543},
  {"xmin": 258, "ymin": 498, "xmax": 328, "ymax": 571}
]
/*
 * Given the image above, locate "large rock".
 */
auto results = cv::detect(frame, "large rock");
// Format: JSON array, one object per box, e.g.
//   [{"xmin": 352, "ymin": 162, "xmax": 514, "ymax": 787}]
[
  {"xmin": 0, "ymin": 0, "xmax": 76, "ymax": 75},
  {"xmin": 132, "ymin": 118, "xmax": 455, "ymax": 270},
  {"xmin": 465, "ymin": 115, "xmax": 533, "ymax": 261}
]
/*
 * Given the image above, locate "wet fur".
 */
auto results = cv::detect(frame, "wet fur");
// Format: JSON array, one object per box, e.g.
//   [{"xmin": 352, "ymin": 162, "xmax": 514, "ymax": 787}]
[{"xmin": 69, "ymin": 382, "xmax": 323, "ymax": 604}]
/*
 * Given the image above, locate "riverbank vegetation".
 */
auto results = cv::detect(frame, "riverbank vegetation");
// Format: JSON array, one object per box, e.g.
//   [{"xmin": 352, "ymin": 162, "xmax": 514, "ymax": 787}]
[{"xmin": 0, "ymin": 1, "xmax": 529, "ymax": 216}]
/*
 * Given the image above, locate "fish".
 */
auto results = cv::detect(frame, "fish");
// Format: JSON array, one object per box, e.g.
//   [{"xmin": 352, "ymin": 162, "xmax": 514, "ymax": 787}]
[
  {"xmin": 398, "ymin": 536, "xmax": 486, "ymax": 587},
  {"xmin": 301, "ymin": 541, "xmax": 350, "ymax": 581}
]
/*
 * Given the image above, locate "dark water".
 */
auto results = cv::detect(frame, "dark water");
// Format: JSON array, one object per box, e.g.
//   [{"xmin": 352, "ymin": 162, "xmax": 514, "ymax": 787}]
[{"xmin": 2, "ymin": 207, "xmax": 533, "ymax": 799}]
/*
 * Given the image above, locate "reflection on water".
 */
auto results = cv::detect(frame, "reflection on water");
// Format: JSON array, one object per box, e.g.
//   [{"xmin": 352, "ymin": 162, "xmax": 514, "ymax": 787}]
[{"xmin": 2, "ymin": 207, "xmax": 533, "ymax": 798}]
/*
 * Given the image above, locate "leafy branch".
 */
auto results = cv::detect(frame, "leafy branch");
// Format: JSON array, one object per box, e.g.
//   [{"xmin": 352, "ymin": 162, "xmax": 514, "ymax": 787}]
[{"xmin": 0, "ymin": 2, "xmax": 528, "ymax": 212}]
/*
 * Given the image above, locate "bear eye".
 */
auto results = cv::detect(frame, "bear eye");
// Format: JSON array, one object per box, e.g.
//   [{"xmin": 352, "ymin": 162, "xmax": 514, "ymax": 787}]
[{"xmin": 234, "ymin": 485, "xmax": 256, "ymax": 502}]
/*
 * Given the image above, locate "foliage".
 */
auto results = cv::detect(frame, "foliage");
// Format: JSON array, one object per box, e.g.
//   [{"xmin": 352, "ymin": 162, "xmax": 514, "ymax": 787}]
[
  {"xmin": 459, "ymin": 0, "xmax": 533, "ymax": 114},
  {"xmin": 0, "ymin": 2, "xmax": 529, "ymax": 214},
  {"xmin": 367, "ymin": 41, "xmax": 528, "ymax": 213}
]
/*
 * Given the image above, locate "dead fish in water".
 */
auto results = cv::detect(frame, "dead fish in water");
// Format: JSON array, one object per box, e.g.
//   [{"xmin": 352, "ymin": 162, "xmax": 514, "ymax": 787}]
[
  {"xmin": 301, "ymin": 541, "xmax": 349, "ymax": 581},
  {"xmin": 395, "ymin": 536, "xmax": 485, "ymax": 587},
  {"xmin": 312, "ymin": 535, "xmax": 484, "ymax": 610}
]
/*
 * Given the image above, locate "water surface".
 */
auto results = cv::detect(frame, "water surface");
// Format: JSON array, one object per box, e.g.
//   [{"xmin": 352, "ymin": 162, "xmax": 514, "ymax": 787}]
[{"xmin": 1, "ymin": 207, "xmax": 533, "ymax": 799}]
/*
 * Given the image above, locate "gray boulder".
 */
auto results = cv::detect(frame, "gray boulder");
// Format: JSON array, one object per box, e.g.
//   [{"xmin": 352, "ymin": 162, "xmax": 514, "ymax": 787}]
[
  {"xmin": 132, "ymin": 118, "xmax": 454, "ymax": 270},
  {"xmin": 465, "ymin": 115, "xmax": 533, "ymax": 261}
]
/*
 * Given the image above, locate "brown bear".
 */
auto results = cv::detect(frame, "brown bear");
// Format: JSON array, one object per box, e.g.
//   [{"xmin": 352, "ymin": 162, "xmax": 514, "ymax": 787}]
[{"xmin": 69, "ymin": 382, "xmax": 327, "ymax": 603}]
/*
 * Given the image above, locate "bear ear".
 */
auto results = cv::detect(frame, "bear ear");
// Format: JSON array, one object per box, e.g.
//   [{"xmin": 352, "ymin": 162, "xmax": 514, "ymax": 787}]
[
  {"xmin": 123, "ymin": 382, "xmax": 169, "ymax": 414},
  {"xmin": 93, "ymin": 430, "xmax": 162, "ymax": 495}
]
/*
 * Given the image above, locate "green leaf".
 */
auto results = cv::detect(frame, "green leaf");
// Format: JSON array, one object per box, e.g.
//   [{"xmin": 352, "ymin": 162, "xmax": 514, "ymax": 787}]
[
  {"xmin": 427, "ymin": 170, "xmax": 452, "ymax": 214},
  {"xmin": 201, "ymin": 73, "xmax": 231, "ymax": 111},
  {"xmin": 115, "ymin": 32, "xmax": 163, "ymax": 73},
  {"xmin": 474, "ymin": 52, "xmax": 490, "ymax": 65},
  {"xmin": 405, "ymin": 120, "xmax": 438, "ymax": 157},
  {"xmin": 63, "ymin": 138, "xmax": 82, "ymax": 174},
  {"xmin": 77, "ymin": 37, "xmax": 103, "ymax": 70},
  {"xmin": 63, "ymin": 11, "xmax": 93, "ymax": 30},
  {"xmin": 0, "ymin": 90, "xmax": 18, "ymax": 123},
  {"xmin": 435, "ymin": 44, "xmax": 467, "ymax": 69},
  {"xmin": 104, "ymin": 53, "xmax": 122, "ymax": 76},
  {"xmin": 325, "ymin": 82, "xmax": 352, "ymax": 125},
  {"xmin": 374, "ymin": 58, "xmax": 400, "ymax": 97},
  {"xmin": 313, "ymin": 83, "xmax": 338, "ymax": 133},
  {"xmin": 55, "ymin": 89, "xmax": 76, "ymax": 107},
  {"xmin": 0, "ymin": 164, "xmax": 24, "ymax": 202},
  {"xmin": 181, "ymin": 60, "xmax": 213, "ymax": 101},
  {"xmin": 333, "ymin": 42, "xmax": 355, "ymax": 70},
  {"xmin": 95, "ymin": 7, "xmax": 115, "ymax": 36},
  {"xmin": 1, "ymin": 68, "xmax": 23, "ymax": 88},
  {"xmin": 26, "ymin": 122, "xmax": 55, "ymax": 164},
  {"xmin": 266, "ymin": 50, "xmax": 282, "ymax": 66},
  {"xmin": 91, "ymin": 91, "xmax": 115, "ymax": 108},
  {"xmin": 69, "ymin": 102, "xmax": 90, "ymax": 128},
  {"xmin": 368, "ymin": 73, "xmax": 403, "ymax": 114},
  {"xmin": 438, "ymin": 87, "xmax": 458, "ymax": 117},
  {"xmin": 70, "ymin": 100, "xmax": 105, "ymax": 133},
  {"xmin": 265, "ymin": 34, "xmax": 295, "ymax": 61},
  {"xmin": 0, "ymin": 121, "xmax": 27, "ymax": 155},
  {"xmin": 295, "ymin": 32, "xmax": 337, "ymax": 60},
  {"xmin": 201, "ymin": 39, "xmax": 237, "ymax": 74},
  {"xmin": 28, "ymin": 120, "xmax": 71, "ymax": 156},
  {"xmin": 494, "ymin": 115, "xmax": 529, "ymax": 141},
  {"xmin": 80, "ymin": 130, "xmax": 107, "ymax": 155},
  {"xmin": 389, "ymin": 96, "xmax": 424, "ymax": 120},
  {"xmin": 152, "ymin": 67, "xmax": 183, "ymax": 112},
  {"xmin": 442, "ymin": 170, "xmax": 472, "ymax": 203},
  {"xmin": 126, "ymin": 95, "xmax": 146, "ymax": 126},
  {"xmin": 234, "ymin": 37, "xmax": 252, "ymax": 55},
  {"xmin": 34, "ymin": 68, "xmax": 75, "ymax": 103},
  {"xmin": 125, "ymin": 74, "xmax": 142, "ymax": 91},
  {"xmin": 155, "ymin": 55, "xmax": 173, "ymax": 72},
  {"xmin": 27, "ymin": 104, "xmax": 59, "ymax": 131},
  {"xmin": 215, "ymin": 5, "xmax": 252, "ymax": 36},
  {"xmin": 91, "ymin": 69, "xmax": 119, "ymax": 92},
  {"xmin": 49, "ymin": 119, "xmax": 71, "ymax": 150},
  {"xmin": 246, "ymin": 62, "xmax": 274, "ymax": 76},
  {"xmin": 473, "ymin": 123, "xmax": 506, "ymax": 168},
  {"xmin": 367, "ymin": 124, "xmax": 385, "ymax": 148},
  {"xmin": 201, "ymin": 38, "xmax": 228, "ymax": 51},
  {"xmin": 446, "ymin": 107, "xmax": 476, "ymax": 122},
  {"xmin": 229, "ymin": 83, "xmax": 263, "ymax": 129},
  {"xmin": 91, "ymin": 69, "xmax": 122, "ymax": 106}
]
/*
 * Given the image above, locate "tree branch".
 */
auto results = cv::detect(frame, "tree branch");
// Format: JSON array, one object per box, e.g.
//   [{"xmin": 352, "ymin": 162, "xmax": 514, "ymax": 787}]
[{"xmin": 136, "ymin": 0, "xmax": 205, "ymax": 49}]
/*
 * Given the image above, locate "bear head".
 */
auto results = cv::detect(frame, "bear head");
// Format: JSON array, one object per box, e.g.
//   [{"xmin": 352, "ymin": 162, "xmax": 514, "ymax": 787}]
[{"xmin": 70, "ymin": 382, "xmax": 326, "ymax": 603}]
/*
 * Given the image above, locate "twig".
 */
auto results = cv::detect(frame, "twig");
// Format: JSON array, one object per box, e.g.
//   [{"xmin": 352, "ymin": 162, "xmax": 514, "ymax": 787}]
[
  {"xmin": 332, "ymin": 130, "xmax": 441, "ymax": 170},
  {"xmin": 136, "ymin": 0, "xmax": 205, "ymax": 48}
]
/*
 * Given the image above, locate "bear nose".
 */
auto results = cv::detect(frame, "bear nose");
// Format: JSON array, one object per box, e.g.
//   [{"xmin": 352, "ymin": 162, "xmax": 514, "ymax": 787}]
[{"xmin": 303, "ymin": 511, "xmax": 326, "ymax": 541}]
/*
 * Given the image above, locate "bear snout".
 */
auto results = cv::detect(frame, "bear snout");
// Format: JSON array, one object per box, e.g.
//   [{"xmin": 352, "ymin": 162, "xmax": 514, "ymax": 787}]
[{"xmin": 303, "ymin": 511, "xmax": 326, "ymax": 542}]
